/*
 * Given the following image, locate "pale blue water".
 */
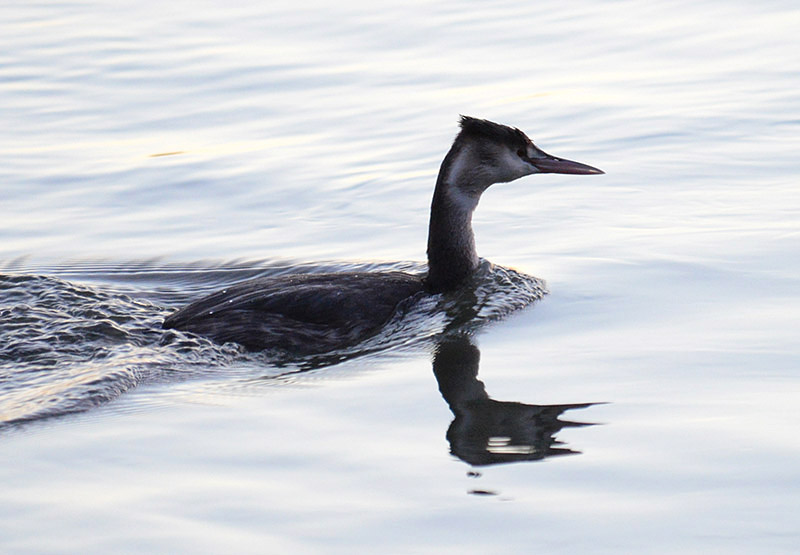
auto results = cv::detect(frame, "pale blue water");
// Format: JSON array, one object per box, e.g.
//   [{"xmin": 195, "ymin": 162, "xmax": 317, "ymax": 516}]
[{"xmin": 2, "ymin": 0, "xmax": 800, "ymax": 552}]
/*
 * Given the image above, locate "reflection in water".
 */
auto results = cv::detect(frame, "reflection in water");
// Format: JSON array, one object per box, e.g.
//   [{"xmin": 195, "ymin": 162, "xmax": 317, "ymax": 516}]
[{"xmin": 433, "ymin": 335, "xmax": 597, "ymax": 467}]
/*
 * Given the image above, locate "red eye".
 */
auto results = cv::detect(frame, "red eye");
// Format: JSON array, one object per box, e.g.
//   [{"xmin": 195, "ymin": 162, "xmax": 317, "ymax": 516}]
[{"xmin": 517, "ymin": 149, "xmax": 525, "ymax": 158}]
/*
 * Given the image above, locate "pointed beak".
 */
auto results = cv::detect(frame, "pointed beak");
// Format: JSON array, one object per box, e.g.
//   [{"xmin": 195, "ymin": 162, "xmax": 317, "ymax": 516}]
[{"xmin": 532, "ymin": 151, "xmax": 604, "ymax": 175}]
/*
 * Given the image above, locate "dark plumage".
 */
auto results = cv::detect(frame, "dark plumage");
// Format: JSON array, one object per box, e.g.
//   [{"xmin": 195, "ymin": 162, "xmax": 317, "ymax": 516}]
[
  {"xmin": 163, "ymin": 272, "xmax": 424, "ymax": 353},
  {"xmin": 457, "ymin": 115, "xmax": 531, "ymax": 147},
  {"xmin": 163, "ymin": 116, "xmax": 603, "ymax": 353}
]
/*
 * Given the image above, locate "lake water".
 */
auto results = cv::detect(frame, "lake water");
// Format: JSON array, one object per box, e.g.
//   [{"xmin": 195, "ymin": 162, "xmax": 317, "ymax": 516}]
[{"xmin": 2, "ymin": 0, "xmax": 799, "ymax": 552}]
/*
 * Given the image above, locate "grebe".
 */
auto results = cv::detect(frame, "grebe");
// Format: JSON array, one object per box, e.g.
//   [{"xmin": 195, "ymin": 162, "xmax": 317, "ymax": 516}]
[{"xmin": 163, "ymin": 116, "xmax": 603, "ymax": 353}]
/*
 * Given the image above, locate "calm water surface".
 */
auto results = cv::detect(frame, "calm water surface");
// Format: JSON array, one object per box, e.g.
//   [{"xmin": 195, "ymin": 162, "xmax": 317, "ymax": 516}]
[{"xmin": 2, "ymin": 0, "xmax": 799, "ymax": 552}]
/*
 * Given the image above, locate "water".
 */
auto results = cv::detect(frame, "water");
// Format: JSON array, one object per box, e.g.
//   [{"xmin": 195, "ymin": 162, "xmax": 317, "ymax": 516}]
[{"xmin": 2, "ymin": 0, "xmax": 799, "ymax": 552}]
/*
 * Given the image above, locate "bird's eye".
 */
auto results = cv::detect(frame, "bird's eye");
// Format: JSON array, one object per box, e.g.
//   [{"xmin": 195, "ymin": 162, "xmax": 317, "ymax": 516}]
[{"xmin": 517, "ymin": 148, "xmax": 526, "ymax": 158}]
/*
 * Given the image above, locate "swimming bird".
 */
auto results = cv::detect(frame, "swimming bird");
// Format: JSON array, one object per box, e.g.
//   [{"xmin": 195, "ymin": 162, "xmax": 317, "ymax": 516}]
[{"xmin": 163, "ymin": 116, "xmax": 603, "ymax": 353}]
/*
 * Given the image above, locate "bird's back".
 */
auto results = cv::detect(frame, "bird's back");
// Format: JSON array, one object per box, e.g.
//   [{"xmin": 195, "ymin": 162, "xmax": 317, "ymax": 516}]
[{"xmin": 163, "ymin": 271, "xmax": 426, "ymax": 353}]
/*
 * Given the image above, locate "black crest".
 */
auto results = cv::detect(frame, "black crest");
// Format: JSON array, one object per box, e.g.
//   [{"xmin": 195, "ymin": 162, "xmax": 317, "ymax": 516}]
[{"xmin": 457, "ymin": 115, "xmax": 530, "ymax": 147}]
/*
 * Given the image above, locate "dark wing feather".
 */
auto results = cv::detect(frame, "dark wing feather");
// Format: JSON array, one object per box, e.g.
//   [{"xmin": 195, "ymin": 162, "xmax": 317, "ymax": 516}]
[{"xmin": 163, "ymin": 272, "xmax": 425, "ymax": 353}]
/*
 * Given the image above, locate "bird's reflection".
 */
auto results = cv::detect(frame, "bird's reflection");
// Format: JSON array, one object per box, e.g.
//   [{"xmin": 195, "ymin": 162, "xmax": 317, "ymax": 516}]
[{"xmin": 433, "ymin": 335, "xmax": 597, "ymax": 467}]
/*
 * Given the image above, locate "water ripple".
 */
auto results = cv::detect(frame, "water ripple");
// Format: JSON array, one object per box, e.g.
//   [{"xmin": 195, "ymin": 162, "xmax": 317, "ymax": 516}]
[{"xmin": 0, "ymin": 259, "xmax": 545, "ymax": 427}]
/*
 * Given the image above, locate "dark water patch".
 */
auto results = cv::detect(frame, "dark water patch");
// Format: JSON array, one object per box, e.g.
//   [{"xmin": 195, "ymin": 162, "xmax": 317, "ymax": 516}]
[
  {"xmin": 0, "ymin": 258, "xmax": 546, "ymax": 427},
  {"xmin": 468, "ymin": 489, "xmax": 498, "ymax": 496}
]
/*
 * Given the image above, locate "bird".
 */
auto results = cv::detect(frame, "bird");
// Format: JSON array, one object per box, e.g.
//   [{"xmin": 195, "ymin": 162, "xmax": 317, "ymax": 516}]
[{"xmin": 162, "ymin": 116, "xmax": 603, "ymax": 354}]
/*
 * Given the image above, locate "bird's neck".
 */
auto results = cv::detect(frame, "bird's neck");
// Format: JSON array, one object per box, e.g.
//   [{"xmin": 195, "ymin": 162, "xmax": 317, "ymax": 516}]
[{"xmin": 425, "ymin": 148, "xmax": 482, "ymax": 293}]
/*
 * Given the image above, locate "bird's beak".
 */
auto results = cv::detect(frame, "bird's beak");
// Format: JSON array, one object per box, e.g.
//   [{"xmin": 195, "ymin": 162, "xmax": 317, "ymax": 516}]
[{"xmin": 532, "ymin": 151, "xmax": 604, "ymax": 175}]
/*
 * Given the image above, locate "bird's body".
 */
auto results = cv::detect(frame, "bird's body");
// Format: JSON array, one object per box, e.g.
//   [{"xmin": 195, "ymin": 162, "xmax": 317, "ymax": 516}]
[
  {"xmin": 163, "ymin": 271, "xmax": 424, "ymax": 353},
  {"xmin": 163, "ymin": 116, "xmax": 602, "ymax": 353}
]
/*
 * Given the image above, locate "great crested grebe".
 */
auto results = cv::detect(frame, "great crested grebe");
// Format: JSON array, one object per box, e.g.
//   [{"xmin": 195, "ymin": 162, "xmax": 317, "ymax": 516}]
[{"xmin": 163, "ymin": 116, "xmax": 603, "ymax": 353}]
